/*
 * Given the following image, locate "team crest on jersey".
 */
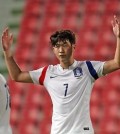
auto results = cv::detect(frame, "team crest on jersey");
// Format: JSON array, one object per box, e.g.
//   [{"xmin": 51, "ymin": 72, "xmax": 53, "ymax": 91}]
[{"xmin": 73, "ymin": 67, "xmax": 83, "ymax": 77}]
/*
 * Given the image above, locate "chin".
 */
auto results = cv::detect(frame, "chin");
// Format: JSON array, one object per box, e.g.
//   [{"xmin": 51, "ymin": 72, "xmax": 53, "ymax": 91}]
[{"xmin": 60, "ymin": 58, "xmax": 67, "ymax": 63}]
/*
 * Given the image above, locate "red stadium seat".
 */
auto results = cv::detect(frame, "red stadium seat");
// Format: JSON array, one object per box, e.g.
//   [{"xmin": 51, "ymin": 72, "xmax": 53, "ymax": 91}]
[
  {"xmin": 24, "ymin": 1, "xmax": 44, "ymax": 16},
  {"xmin": 83, "ymin": 14, "xmax": 103, "ymax": 31},
  {"xmin": 45, "ymin": 2, "xmax": 63, "ymax": 15},
  {"xmin": 105, "ymin": 1, "xmax": 120, "ymax": 13},
  {"xmin": 100, "ymin": 118, "xmax": 119, "ymax": 134},
  {"xmin": 9, "ymin": 0, "xmax": 120, "ymax": 133},
  {"xmin": 65, "ymin": 1, "xmax": 83, "ymax": 15},
  {"xmin": 85, "ymin": 1, "xmax": 105, "ymax": 14}
]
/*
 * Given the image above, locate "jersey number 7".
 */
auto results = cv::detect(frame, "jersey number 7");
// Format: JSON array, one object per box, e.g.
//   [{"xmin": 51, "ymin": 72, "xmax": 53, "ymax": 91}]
[{"xmin": 64, "ymin": 84, "xmax": 68, "ymax": 96}]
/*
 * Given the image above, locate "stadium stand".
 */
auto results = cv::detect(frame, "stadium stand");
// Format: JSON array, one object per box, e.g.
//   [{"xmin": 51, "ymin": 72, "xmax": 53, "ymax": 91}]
[{"xmin": 0, "ymin": 0, "xmax": 120, "ymax": 133}]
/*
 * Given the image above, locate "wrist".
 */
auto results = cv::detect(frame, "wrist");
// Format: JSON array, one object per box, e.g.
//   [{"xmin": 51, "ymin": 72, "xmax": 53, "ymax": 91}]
[
  {"xmin": 3, "ymin": 50, "xmax": 13, "ymax": 58},
  {"xmin": 117, "ymin": 36, "xmax": 120, "ymax": 40}
]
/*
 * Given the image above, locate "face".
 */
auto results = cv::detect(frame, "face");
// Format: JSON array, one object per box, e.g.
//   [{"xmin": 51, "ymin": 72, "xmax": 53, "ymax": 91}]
[{"xmin": 52, "ymin": 40, "xmax": 75, "ymax": 63}]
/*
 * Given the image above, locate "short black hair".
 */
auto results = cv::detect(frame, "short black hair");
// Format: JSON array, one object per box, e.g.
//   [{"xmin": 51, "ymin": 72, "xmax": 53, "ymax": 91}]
[{"xmin": 50, "ymin": 30, "xmax": 76, "ymax": 46}]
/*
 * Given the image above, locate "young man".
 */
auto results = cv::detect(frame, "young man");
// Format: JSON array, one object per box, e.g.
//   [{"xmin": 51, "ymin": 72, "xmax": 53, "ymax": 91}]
[
  {"xmin": 1, "ymin": 16, "xmax": 120, "ymax": 134},
  {"xmin": 0, "ymin": 73, "xmax": 12, "ymax": 134}
]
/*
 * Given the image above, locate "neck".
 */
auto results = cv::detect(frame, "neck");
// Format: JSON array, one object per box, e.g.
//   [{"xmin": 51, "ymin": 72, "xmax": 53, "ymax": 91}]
[{"xmin": 60, "ymin": 59, "xmax": 74, "ymax": 69}]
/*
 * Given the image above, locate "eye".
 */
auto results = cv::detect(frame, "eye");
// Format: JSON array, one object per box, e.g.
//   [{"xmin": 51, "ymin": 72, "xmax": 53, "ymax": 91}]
[
  {"xmin": 63, "ymin": 43, "xmax": 68, "ymax": 47},
  {"xmin": 55, "ymin": 44, "xmax": 60, "ymax": 48}
]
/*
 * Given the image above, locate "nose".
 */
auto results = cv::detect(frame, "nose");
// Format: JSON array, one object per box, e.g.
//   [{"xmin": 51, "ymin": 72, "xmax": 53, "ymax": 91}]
[{"xmin": 59, "ymin": 46, "xmax": 64, "ymax": 52}]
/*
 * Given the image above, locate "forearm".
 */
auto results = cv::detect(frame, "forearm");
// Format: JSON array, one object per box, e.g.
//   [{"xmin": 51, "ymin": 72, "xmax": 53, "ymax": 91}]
[
  {"xmin": 114, "ymin": 37, "xmax": 120, "ymax": 66},
  {"xmin": 1, "ymin": 28, "xmax": 33, "ymax": 83},
  {"xmin": 3, "ymin": 50, "xmax": 22, "ymax": 81},
  {"xmin": 103, "ymin": 37, "xmax": 120, "ymax": 75}
]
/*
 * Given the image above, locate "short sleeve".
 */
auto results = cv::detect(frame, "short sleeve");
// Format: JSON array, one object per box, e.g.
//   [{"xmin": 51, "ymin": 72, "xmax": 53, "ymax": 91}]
[
  {"xmin": 29, "ymin": 67, "xmax": 44, "ymax": 84},
  {"xmin": 90, "ymin": 61, "xmax": 105, "ymax": 77}
]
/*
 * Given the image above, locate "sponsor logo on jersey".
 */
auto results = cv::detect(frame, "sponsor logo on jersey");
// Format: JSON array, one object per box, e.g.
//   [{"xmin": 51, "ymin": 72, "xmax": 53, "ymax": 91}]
[
  {"xmin": 83, "ymin": 127, "xmax": 89, "ymax": 130},
  {"xmin": 50, "ymin": 76, "xmax": 58, "ymax": 79},
  {"xmin": 73, "ymin": 67, "xmax": 83, "ymax": 77}
]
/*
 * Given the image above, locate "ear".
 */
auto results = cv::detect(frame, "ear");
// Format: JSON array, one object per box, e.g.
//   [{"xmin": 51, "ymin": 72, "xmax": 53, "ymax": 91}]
[
  {"xmin": 72, "ymin": 45, "xmax": 76, "ymax": 50},
  {"xmin": 52, "ymin": 47, "xmax": 55, "ymax": 53}
]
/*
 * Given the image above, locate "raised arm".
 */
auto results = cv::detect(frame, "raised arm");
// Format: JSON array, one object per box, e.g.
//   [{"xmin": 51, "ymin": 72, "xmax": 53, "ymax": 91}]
[
  {"xmin": 1, "ymin": 28, "xmax": 33, "ymax": 83},
  {"xmin": 103, "ymin": 16, "xmax": 120, "ymax": 75}
]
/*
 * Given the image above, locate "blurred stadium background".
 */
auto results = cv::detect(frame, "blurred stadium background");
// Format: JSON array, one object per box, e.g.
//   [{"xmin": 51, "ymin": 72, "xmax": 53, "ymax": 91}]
[{"xmin": 0, "ymin": 0, "xmax": 120, "ymax": 134}]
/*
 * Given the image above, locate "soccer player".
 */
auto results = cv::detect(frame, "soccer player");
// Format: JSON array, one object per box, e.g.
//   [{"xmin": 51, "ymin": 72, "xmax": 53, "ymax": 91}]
[
  {"xmin": 1, "ymin": 15, "xmax": 120, "ymax": 134},
  {"xmin": 0, "ymin": 73, "xmax": 12, "ymax": 134}
]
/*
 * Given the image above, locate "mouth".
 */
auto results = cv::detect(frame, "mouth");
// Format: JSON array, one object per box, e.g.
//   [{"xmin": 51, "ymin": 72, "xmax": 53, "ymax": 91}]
[
  {"xmin": 59, "ymin": 55, "xmax": 66, "ymax": 57},
  {"xmin": 59, "ymin": 55, "xmax": 66, "ymax": 60}
]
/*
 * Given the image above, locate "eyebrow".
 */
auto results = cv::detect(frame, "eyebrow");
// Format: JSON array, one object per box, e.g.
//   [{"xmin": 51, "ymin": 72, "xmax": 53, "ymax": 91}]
[{"xmin": 56, "ymin": 40, "xmax": 67, "ymax": 45}]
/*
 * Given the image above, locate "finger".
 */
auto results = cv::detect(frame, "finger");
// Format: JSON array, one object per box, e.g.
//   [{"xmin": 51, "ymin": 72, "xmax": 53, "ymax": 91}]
[
  {"xmin": 1, "ymin": 35, "xmax": 6, "ymax": 50},
  {"xmin": 2, "ymin": 33, "xmax": 7, "ymax": 41},
  {"xmin": 10, "ymin": 34, "xmax": 13, "ymax": 43},
  {"xmin": 111, "ymin": 20, "xmax": 115, "ymax": 27},
  {"xmin": 6, "ymin": 28, "xmax": 9, "ymax": 37},
  {"xmin": 5, "ymin": 28, "xmax": 9, "ymax": 37},
  {"xmin": 3, "ymin": 27, "xmax": 9, "ymax": 37},
  {"xmin": 114, "ymin": 15, "xmax": 119, "ymax": 24},
  {"xmin": 10, "ymin": 33, "xmax": 13, "ymax": 39},
  {"xmin": 1, "ymin": 34, "xmax": 5, "ymax": 42},
  {"xmin": 2, "ymin": 31, "xmax": 6, "ymax": 38}
]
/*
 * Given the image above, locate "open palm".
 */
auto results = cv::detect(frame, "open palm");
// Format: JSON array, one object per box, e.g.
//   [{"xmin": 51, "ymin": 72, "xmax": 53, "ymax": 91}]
[
  {"xmin": 1, "ymin": 28, "xmax": 13, "ymax": 51},
  {"xmin": 112, "ymin": 16, "xmax": 120, "ymax": 38}
]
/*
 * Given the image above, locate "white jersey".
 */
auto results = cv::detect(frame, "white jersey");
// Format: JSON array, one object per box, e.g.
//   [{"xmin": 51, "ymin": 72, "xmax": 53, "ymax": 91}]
[
  {"xmin": 29, "ymin": 60, "xmax": 105, "ymax": 134},
  {"xmin": 0, "ymin": 74, "xmax": 12, "ymax": 134}
]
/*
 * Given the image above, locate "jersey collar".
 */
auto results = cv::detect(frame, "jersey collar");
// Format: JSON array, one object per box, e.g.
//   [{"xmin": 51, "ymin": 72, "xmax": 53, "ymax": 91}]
[{"xmin": 58, "ymin": 60, "xmax": 77, "ymax": 71}]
